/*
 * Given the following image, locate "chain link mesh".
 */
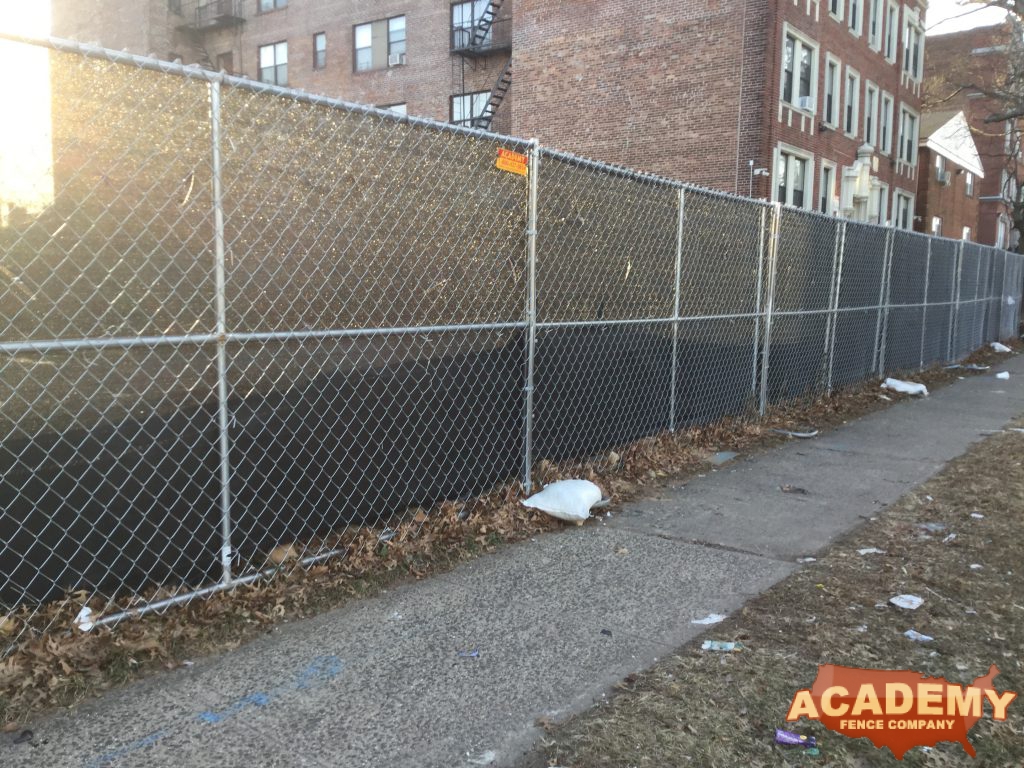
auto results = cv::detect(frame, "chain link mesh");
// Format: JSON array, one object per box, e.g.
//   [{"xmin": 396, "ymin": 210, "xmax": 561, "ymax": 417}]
[{"xmin": 2, "ymin": 36, "xmax": 1023, "ymax": 651}]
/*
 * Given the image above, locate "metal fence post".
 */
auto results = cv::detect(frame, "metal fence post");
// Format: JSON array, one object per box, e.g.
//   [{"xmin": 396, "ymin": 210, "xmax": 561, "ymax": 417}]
[
  {"xmin": 826, "ymin": 220, "xmax": 846, "ymax": 392},
  {"xmin": 919, "ymin": 238, "xmax": 931, "ymax": 370},
  {"xmin": 209, "ymin": 79, "xmax": 234, "ymax": 585},
  {"xmin": 875, "ymin": 227, "xmax": 894, "ymax": 375},
  {"xmin": 759, "ymin": 202, "xmax": 782, "ymax": 416},
  {"xmin": 751, "ymin": 205, "xmax": 767, "ymax": 399},
  {"xmin": 669, "ymin": 187, "xmax": 684, "ymax": 432},
  {"xmin": 948, "ymin": 240, "xmax": 963, "ymax": 361},
  {"xmin": 522, "ymin": 140, "xmax": 540, "ymax": 494}
]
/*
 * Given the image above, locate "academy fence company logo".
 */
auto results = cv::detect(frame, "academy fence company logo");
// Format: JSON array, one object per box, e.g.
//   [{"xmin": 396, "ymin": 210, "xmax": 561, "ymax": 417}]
[{"xmin": 786, "ymin": 664, "xmax": 1017, "ymax": 759}]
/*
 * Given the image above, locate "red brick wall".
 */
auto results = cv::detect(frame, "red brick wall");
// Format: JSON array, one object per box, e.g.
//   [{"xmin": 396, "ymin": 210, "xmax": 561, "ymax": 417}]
[
  {"xmin": 762, "ymin": 0, "xmax": 926, "ymax": 214},
  {"xmin": 510, "ymin": 0, "xmax": 768, "ymax": 193},
  {"xmin": 914, "ymin": 147, "xmax": 981, "ymax": 238}
]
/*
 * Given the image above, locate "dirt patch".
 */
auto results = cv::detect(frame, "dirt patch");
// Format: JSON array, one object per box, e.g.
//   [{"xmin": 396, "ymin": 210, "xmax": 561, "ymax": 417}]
[
  {"xmin": 529, "ymin": 409, "xmax": 1024, "ymax": 766},
  {"xmin": 1, "ymin": 342, "xmax": 1018, "ymax": 729}
]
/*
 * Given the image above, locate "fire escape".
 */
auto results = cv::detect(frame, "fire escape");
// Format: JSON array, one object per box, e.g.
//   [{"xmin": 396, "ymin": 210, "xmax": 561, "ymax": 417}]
[
  {"xmin": 450, "ymin": 0, "xmax": 512, "ymax": 130},
  {"xmin": 168, "ymin": 0, "xmax": 245, "ymax": 70}
]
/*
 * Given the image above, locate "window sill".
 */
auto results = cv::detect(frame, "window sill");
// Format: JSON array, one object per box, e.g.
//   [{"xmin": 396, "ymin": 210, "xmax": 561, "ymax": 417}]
[
  {"xmin": 353, "ymin": 64, "xmax": 406, "ymax": 75},
  {"xmin": 782, "ymin": 101, "xmax": 816, "ymax": 118}
]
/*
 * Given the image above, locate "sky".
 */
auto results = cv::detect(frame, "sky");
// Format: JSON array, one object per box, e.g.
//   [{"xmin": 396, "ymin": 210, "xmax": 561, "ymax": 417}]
[{"xmin": 926, "ymin": 0, "xmax": 1010, "ymax": 35}]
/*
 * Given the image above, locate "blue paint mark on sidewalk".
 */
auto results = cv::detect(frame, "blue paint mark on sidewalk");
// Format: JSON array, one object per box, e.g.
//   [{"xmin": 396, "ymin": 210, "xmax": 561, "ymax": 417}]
[{"xmin": 86, "ymin": 654, "xmax": 344, "ymax": 766}]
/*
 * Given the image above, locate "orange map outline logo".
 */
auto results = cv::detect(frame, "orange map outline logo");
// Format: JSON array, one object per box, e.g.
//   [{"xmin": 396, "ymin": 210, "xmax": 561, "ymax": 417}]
[{"xmin": 786, "ymin": 664, "xmax": 1017, "ymax": 760}]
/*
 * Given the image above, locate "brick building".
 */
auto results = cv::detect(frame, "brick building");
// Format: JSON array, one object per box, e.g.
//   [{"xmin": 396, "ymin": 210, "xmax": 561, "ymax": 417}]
[
  {"xmin": 924, "ymin": 22, "xmax": 1017, "ymax": 248},
  {"xmin": 51, "ymin": 0, "xmax": 926, "ymax": 224},
  {"xmin": 913, "ymin": 110, "xmax": 984, "ymax": 240}
]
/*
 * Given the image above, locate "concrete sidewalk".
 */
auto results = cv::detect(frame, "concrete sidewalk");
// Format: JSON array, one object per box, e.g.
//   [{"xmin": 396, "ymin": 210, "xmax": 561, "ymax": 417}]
[{"xmin": 6, "ymin": 355, "xmax": 1024, "ymax": 768}]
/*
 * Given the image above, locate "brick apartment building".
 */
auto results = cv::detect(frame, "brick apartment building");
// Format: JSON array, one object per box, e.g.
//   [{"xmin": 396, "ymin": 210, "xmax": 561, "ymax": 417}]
[
  {"xmin": 914, "ymin": 110, "xmax": 984, "ymax": 240},
  {"xmin": 924, "ymin": 22, "xmax": 1018, "ymax": 248},
  {"xmin": 51, "ymin": 0, "xmax": 927, "ymax": 225}
]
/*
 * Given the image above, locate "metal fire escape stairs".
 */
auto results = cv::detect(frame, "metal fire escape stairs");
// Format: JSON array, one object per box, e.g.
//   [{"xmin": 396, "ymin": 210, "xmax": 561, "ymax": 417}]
[{"xmin": 451, "ymin": 0, "xmax": 512, "ymax": 131}]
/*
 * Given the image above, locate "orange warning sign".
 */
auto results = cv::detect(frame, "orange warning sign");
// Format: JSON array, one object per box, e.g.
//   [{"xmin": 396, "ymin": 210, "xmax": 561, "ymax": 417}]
[
  {"xmin": 786, "ymin": 664, "xmax": 1017, "ymax": 759},
  {"xmin": 496, "ymin": 148, "xmax": 529, "ymax": 176}
]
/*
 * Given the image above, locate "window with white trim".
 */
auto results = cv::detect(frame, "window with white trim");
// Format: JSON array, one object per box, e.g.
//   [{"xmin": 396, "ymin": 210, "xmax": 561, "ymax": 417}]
[
  {"xmin": 962, "ymin": 226, "xmax": 972, "ymax": 241},
  {"xmin": 879, "ymin": 92, "xmax": 894, "ymax": 155},
  {"xmin": 935, "ymin": 154, "xmax": 946, "ymax": 181},
  {"xmin": 829, "ymin": 0, "xmax": 843, "ymax": 20},
  {"xmin": 354, "ymin": 15, "xmax": 406, "ymax": 72},
  {"xmin": 931, "ymin": 216, "xmax": 942, "ymax": 237},
  {"xmin": 824, "ymin": 55, "xmax": 841, "ymax": 127},
  {"xmin": 776, "ymin": 147, "xmax": 813, "ymax": 209},
  {"xmin": 902, "ymin": 8, "xmax": 924, "ymax": 81},
  {"xmin": 966, "ymin": 172, "xmax": 975, "ymax": 197},
  {"xmin": 884, "ymin": 1, "xmax": 899, "ymax": 62},
  {"xmin": 868, "ymin": 0, "xmax": 883, "ymax": 49},
  {"xmin": 820, "ymin": 162, "xmax": 837, "ymax": 214},
  {"xmin": 893, "ymin": 190, "xmax": 914, "ymax": 229},
  {"xmin": 849, "ymin": 0, "xmax": 863, "ymax": 35},
  {"xmin": 451, "ymin": 91, "xmax": 490, "ymax": 126},
  {"xmin": 313, "ymin": 32, "xmax": 326, "ymax": 70},
  {"xmin": 258, "ymin": 41, "xmax": 287, "ymax": 85},
  {"xmin": 898, "ymin": 104, "xmax": 918, "ymax": 165},
  {"xmin": 864, "ymin": 82, "xmax": 879, "ymax": 147},
  {"xmin": 781, "ymin": 26, "xmax": 818, "ymax": 112},
  {"xmin": 844, "ymin": 67, "xmax": 860, "ymax": 137},
  {"xmin": 874, "ymin": 181, "xmax": 889, "ymax": 225}
]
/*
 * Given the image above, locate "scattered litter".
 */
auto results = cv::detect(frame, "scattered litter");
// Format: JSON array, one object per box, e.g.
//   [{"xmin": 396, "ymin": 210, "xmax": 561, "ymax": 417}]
[
  {"xmin": 878, "ymin": 394, "xmax": 892, "ymax": 401},
  {"xmin": 181, "ymin": 660, "xmax": 194, "ymax": 667},
  {"xmin": 709, "ymin": 451, "xmax": 739, "ymax": 465},
  {"xmin": 456, "ymin": 649, "xmax": 480, "ymax": 659},
  {"xmin": 522, "ymin": 479, "xmax": 604, "ymax": 524},
  {"xmin": 881, "ymin": 378, "xmax": 928, "ymax": 396},
  {"xmin": 702, "ymin": 640, "xmax": 744, "ymax": 652},
  {"xmin": 991, "ymin": 341, "xmax": 1012, "ymax": 353},
  {"xmin": 467, "ymin": 750, "xmax": 497, "ymax": 765},
  {"xmin": 74, "ymin": 606, "xmax": 94, "ymax": 633},
  {"xmin": 965, "ymin": 608, "xmax": 978, "ymax": 615},
  {"xmin": 857, "ymin": 547, "xmax": 886, "ymax": 556},
  {"xmin": 770, "ymin": 428, "xmax": 819, "ymax": 439},
  {"xmin": 797, "ymin": 557, "xmax": 817, "ymax": 564},
  {"xmin": 917, "ymin": 522, "xmax": 947, "ymax": 534},
  {"xmin": 691, "ymin": 613, "xmax": 727, "ymax": 625},
  {"xmin": 890, "ymin": 594, "xmax": 924, "ymax": 610},
  {"xmin": 970, "ymin": 512, "xmax": 985, "ymax": 520},
  {"xmin": 775, "ymin": 728, "xmax": 817, "ymax": 748},
  {"xmin": 267, "ymin": 542, "xmax": 299, "ymax": 564},
  {"xmin": 925, "ymin": 495, "xmax": 934, "ymax": 502},
  {"xmin": 854, "ymin": 624, "xmax": 868, "ymax": 633},
  {"xmin": 942, "ymin": 533, "xmax": 957, "ymax": 544},
  {"xmin": 378, "ymin": 528, "xmax": 398, "ymax": 542},
  {"xmin": 805, "ymin": 747, "xmax": 821, "ymax": 757},
  {"xmin": 964, "ymin": 364, "xmax": 991, "ymax": 371},
  {"xmin": 780, "ymin": 485, "xmax": 808, "ymax": 495},
  {"xmin": 970, "ymin": 564, "xmax": 984, "ymax": 571},
  {"xmin": 904, "ymin": 629, "xmax": 934, "ymax": 643},
  {"xmin": 996, "ymin": 371, "xmax": 1010, "ymax": 380},
  {"xmin": 390, "ymin": 611, "xmax": 402, "ymax": 620},
  {"xmin": 600, "ymin": 628, "xmax": 613, "ymax": 637}
]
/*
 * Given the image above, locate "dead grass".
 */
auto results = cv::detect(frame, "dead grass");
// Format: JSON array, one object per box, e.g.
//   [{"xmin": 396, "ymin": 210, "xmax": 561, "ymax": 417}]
[
  {"xmin": 1, "ymin": 341, "xmax": 1019, "ymax": 731},
  {"xmin": 532, "ymin": 378, "xmax": 1024, "ymax": 767}
]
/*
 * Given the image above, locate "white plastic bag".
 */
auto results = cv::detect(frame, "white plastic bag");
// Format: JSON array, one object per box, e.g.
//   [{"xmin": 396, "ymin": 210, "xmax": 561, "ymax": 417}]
[
  {"xmin": 881, "ymin": 378, "xmax": 928, "ymax": 396},
  {"xmin": 991, "ymin": 341, "xmax": 1011, "ymax": 353},
  {"xmin": 522, "ymin": 479, "xmax": 603, "ymax": 524}
]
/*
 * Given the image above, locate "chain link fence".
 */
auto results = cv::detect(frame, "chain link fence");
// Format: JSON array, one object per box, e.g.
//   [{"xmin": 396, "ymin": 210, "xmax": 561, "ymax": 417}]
[{"xmin": 2, "ymin": 35, "xmax": 1023, "ymax": 651}]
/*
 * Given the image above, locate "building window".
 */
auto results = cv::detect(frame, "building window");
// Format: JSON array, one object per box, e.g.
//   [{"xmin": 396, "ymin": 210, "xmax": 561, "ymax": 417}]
[
  {"xmin": 776, "ymin": 147, "xmax": 813, "ymax": 209},
  {"xmin": 935, "ymin": 154, "xmax": 946, "ymax": 181},
  {"xmin": 997, "ymin": 217, "xmax": 1009, "ymax": 247},
  {"xmin": 849, "ymin": 0, "xmax": 862, "ymax": 35},
  {"xmin": 903, "ymin": 9, "xmax": 924, "ymax": 80},
  {"xmin": 844, "ymin": 68, "xmax": 860, "ymax": 137},
  {"xmin": 824, "ymin": 55, "xmax": 840, "ymax": 127},
  {"xmin": 898, "ymin": 105, "xmax": 918, "ymax": 165},
  {"xmin": 965, "ymin": 172, "xmax": 975, "ymax": 197},
  {"xmin": 215, "ymin": 51, "xmax": 234, "ymax": 74},
  {"xmin": 781, "ymin": 27, "xmax": 818, "ymax": 111},
  {"xmin": 354, "ymin": 15, "xmax": 406, "ymax": 72},
  {"xmin": 313, "ymin": 32, "xmax": 326, "ymax": 70},
  {"xmin": 380, "ymin": 102, "xmax": 407, "ymax": 116},
  {"xmin": 451, "ymin": 90, "xmax": 490, "ymax": 127},
  {"xmin": 868, "ymin": 0, "xmax": 883, "ymax": 49},
  {"xmin": 820, "ymin": 162, "xmax": 836, "ymax": 214},
  {"xmin": 931, "ymin": 216, "xmax": 942, "ymax": 237},
  {"xmin": 874, "ymin": 182, "xmax": 889, "ymax": 225},
  {"xmin": 893, "ymin": 191, "xmax": 914, "ymax": 229},
  {"xmin": 452, "ymin": 0, "xmax": 491, "ymax": 48},
  {"xmin": 829, "ymin": 0, "xmax": 843, "ymax": 21},
  {"xmin": 884, "ymin": 1, "xmax": 899, "ymax": 62},
  {"xmin": 864, "ymin": 82, "xmax": 879, "ymax": 147},
  {"xmin": 258, "ymin": 41, "xmax": 287, "ymax": 85},
  {"xmin": 962, "ymin": 226, "xmax": 972, "ymax": 241},
  {"xmin": 259, "ymin": 0, "xmax": 286, "ymax": 12},
  {"xmin": 879, "ymin": 92, "xmax": 894, "ymax": 154}
]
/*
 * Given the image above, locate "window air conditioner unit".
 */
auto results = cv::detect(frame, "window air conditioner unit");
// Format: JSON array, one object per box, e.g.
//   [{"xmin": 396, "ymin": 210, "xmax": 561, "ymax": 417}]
[
  {"xmin": 797, "ymin": 95, "xmax": 815, "ymax": 112},
  {"xmin": 388, "ymin": 52, "xmax": 406, "ymax": 66},
  {"xmin": 937, "ymin": 169, "xmax": 951, "ymax": 186}
]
